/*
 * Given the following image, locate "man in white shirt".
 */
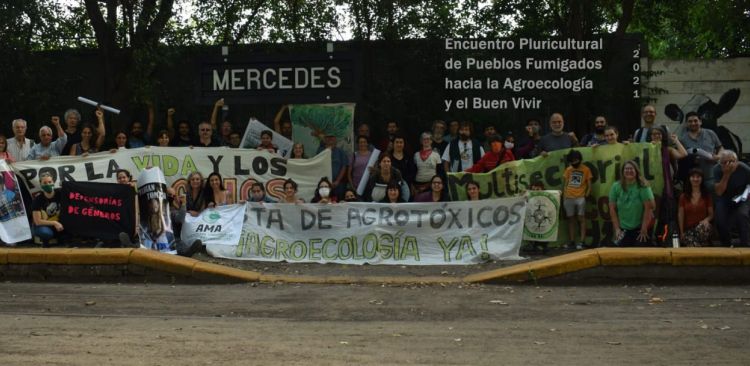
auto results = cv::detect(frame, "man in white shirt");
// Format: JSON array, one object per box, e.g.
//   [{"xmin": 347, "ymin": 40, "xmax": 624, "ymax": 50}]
[
  {"xmin": 27, "ymin": 116, "xmax": 67, "ymax": 160},
  {"xmin": 7, "ymin": 119, "xmax": 34, "ymax": 162},
  {"xmin": 442, "ymin": 121, "xmax": 484, "ymax": 172}
]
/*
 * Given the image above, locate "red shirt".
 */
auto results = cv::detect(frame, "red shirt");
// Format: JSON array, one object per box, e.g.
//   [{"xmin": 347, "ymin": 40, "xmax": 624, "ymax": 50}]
[
  {"xmin": 465, "ymin": 149, "xmax": 515, "ymax": 173},
  {"xmin": 679, "ymin": 193, "xmax": 712, "ymax": 229}
]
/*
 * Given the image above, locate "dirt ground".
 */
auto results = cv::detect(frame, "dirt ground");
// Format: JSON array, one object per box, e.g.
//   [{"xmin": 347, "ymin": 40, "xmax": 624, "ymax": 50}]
[{"xmin": 1, "ymin": 281, "xmax": 748, "ymax": 365}]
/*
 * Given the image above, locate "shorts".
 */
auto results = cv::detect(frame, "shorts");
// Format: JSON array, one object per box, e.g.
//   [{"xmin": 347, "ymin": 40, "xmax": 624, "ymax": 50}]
[{"xmin": 563, "ymin": 197, "xmax": 586, "ymax": 217}]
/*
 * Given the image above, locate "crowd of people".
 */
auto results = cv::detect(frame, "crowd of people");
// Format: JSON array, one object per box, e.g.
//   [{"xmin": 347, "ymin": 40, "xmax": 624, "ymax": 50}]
[{"xmin": 2, "ymin": 99, "xmax": 747, "ymax": 250}]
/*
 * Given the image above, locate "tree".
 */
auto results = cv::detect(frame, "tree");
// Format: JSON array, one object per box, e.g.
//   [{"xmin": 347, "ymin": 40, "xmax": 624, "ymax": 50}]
[{"xmin": 83, "ymin": 0, "xmax": 175, "ymax": 128}]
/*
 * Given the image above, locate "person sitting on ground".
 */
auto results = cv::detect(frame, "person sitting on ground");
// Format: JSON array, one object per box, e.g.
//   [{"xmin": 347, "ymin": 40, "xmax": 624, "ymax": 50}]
[
  {"xmin": 249, "ymin": 182, "xmax": 274, "ymax": 204},
  {"xmin": 465, "ymin": 134, "xmax": 515, "ymax": 173},
  {"xmin": 466, "ymin": 180, "xmax": 481, "ymax": 201},
  {"xmin": 414, "ymin": 132, "xmax": 443, "ymax": 193},
  {"xmin": 311, "ymin": 177, "xmax": 337, "ymax": 204},
  {"xmin": 70, "ymin": 109, "xmax": 106, "ymax": 155},
  {"xmin": 205, "ymin": 172, "xmax": 232, "ymax": 208},
  {"xmin": 280, "ymin": 178, "xmax": 304, "ymax": 203},
  {"xmin": 184, "ymin": 171, "xmax": 206, "ymax": 217},
  {"xmin": 32, "ymin": 173, "xmax": 68, "ymax": 247},
  {"xmin": 414, "ymin": 174, "xmax": 450, "ymax": 202},
  {"xmin": 678, "ymin": 168, "xmax": 714, "ymax": 247},
  {"xmin": 27, "ymin": 116, "xmax": 67, "ymax": 160},
  {"xmin": 379, "ymin": 180, "xmax": 405, "ymax": 204},
  {"xmin": 562, "ymin": 150, "xmax": 592, "ymax": 250},
  {"xmin": 608, "ymin": 160, "xmax": 656, "ymax": 247},
  {"xmin": 256, "ymin": 130, "xmax": 277, "ymax": 154},
  {"xmin": 708, "ymin": 150, "xmax": 750, "ymax": 247},
  {"xmin": 341, "ymin": 188, "xmax": 360, "ymax": 202},
  {"xmin": 362, "ymin": 154, "xmax": 410, "ymax": 202}
]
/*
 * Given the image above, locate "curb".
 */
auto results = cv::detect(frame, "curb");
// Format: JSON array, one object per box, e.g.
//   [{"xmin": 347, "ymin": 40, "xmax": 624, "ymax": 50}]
[
  {"xmin": 0, "ymin": 247, "xmax": 748, "ymax": 284},
  {"xmin": 464, "ymin": 248, "xmax": 750, "ymax": 283}
]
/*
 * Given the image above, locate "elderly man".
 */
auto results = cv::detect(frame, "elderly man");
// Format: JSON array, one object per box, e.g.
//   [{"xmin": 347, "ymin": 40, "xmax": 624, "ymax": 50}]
[
  {"xmin": 7, "ymin": 119, "xmax": 35, "ymax": 162},
  {"xmin": 27, "ymin": 116, "xmax": 67, "ymax": 160},
  {"xmin": 536, "ymin": 113, "xmax": 579, "ymax": 156},
  {"xmin": 710, "ymin": 150, "xmax": 750, "ymax": 246}
]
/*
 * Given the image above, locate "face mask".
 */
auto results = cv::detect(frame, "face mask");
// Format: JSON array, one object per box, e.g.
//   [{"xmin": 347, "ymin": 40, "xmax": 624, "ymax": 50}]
[
  {"xmin": 319, "ymin": 187, "xmax": 330, "ymax": 198},
  {"xmin": 41, "ymin": 184, "xmax": 54, "ymax": 193},
  {"xmin": 504, "ymin": 141, "xmax": 514, "ymax": 150}
]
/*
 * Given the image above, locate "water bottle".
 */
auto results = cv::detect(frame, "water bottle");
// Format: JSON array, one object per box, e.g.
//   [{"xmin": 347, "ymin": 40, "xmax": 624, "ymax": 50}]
[{"xmin": 671, "ymin": 232, "xmax": 679, "ymax": 248}]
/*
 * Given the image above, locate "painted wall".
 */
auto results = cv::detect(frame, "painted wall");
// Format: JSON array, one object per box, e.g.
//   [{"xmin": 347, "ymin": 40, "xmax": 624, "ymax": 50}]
[{"xmin": 643, "ymin": 58, "xmax": 750, "ymax": 149}]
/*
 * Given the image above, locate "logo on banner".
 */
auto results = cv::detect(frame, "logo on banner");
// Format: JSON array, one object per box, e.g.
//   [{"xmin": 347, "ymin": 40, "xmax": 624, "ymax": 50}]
[
  {"xmin": 524, "ymin": 191, "xmax": 559, "ymax": 240},
  {"xmin": 203, "ymin": 210, "xmax": 221, "ymax": 224}
]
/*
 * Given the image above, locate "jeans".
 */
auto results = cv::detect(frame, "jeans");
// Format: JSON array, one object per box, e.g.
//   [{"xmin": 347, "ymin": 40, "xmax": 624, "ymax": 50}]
[
  {"xmin": 33, "ymin": 225, "xmax": 57, "ymax": 247},
  {"xmin": 714, "ymin": 198, "xmax": 750, "ymax": 246}
]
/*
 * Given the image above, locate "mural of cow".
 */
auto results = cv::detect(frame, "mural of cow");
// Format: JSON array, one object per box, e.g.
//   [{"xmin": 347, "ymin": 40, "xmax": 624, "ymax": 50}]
[{"xmin": 665, "ymin": 88, "xmax": 742, "ymax": 157}]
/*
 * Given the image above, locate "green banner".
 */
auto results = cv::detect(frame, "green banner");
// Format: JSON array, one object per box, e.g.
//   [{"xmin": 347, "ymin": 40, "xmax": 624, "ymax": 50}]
[{"xmin": 448, "ymin": 143, "xmax": 664, "ymax": 245}]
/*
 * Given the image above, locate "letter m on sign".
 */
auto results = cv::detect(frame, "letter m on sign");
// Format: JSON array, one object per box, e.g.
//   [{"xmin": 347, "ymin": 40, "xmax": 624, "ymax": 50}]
[{"xmin": 213, "ymin": 70, "xmax": 230, "ymax": 90}]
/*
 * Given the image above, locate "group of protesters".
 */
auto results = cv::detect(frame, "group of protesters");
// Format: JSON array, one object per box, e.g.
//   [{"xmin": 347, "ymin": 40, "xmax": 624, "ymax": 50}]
[{"xmin": 2, "ymin": 98, "xmax": 747, "ymax": 250}]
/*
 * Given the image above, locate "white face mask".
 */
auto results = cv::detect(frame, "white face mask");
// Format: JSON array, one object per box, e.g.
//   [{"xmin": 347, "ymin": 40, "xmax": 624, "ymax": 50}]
[
  {"xmin": 319, "ymin": 187, "xmax": 330, "ymax": 198},
  {"xmin": 504, "ymin": 141, "xmax": 514, "ymax": 150}
]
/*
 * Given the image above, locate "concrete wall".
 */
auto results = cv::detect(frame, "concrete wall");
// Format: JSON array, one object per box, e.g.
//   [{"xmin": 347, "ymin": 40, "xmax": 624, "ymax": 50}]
[{"xmin": 643, "ymin": 58, "xmax": 750, "ymax": 146}]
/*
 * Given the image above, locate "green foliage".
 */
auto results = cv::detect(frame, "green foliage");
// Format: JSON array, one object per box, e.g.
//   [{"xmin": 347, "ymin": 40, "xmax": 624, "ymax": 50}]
[{"xmin": 629, "ymin": 0, "xmax": 750, "ymax": 58}]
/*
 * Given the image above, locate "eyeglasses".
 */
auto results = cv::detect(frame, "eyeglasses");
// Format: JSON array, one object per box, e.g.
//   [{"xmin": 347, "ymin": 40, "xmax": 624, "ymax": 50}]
[{"xmin": 200, "ymin": 128, "xmax": 211, "ymax": 132}]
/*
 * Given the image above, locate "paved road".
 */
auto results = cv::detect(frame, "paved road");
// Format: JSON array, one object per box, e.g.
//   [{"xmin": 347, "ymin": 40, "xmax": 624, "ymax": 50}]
[{"xmin": 1, "ymin": 281, "xmax": 748, "ymax": 365}]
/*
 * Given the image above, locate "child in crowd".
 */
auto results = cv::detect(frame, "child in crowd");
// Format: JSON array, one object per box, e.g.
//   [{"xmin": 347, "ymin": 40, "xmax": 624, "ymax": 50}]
[{"xmin": 562, "ymin": 150, "xmax": 591, "ymax": 250}]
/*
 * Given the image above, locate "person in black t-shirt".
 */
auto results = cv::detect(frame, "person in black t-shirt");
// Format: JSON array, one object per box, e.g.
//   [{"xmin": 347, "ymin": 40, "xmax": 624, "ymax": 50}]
[{"xmin": 31, "ymin": 173, "xmax": 66, "ymax": 247}]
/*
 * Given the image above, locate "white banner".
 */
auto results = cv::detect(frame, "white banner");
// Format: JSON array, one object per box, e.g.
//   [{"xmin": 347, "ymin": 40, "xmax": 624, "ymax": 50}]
[
  {"xmin": 207, "ymin": 197, "xmax": 527, "ymax": 265},
  {"xmin": 0, "ymin": 160, "xmax": 31, "ymax": 243},
  {"xmin": 12, "ymin": 147, "xmax": 331, "ymax": 203},
  {"xmin": 240, "ymin": 118, "xmax": 294, "ymax": 157},
  {"xmin": 181, "ymin": 204, "xmax": 246, "ymax": 247}
]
